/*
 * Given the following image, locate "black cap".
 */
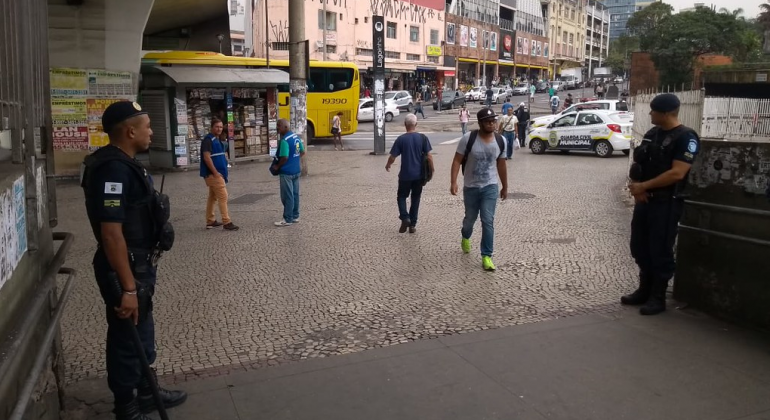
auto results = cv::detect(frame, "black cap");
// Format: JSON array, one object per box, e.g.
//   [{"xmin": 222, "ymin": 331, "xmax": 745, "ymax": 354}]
[
  {"xmin": 650, "ymin": 93, "xmax": 680, "ymax": 113},
  {"xmin": 102, "ymin": 101, "xmax": 148, "ymax": 133},
  {"xmin": 477, "ymin": 108, "xmax": 498, "ymax": 121}
]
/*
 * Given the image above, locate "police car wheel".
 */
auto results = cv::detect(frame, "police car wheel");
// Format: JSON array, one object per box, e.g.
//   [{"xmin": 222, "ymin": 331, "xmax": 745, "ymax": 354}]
[
  {"xmin": 530, "ymin": 140, "xmax": 546, "ymax": 155},
  {"xmin": 595, "ymin": 140, "xmax": 613, "ymax": 158}
]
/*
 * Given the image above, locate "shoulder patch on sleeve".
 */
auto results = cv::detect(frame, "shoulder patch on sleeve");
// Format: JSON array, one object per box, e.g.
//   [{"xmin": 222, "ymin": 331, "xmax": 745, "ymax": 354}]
[
  {"xmin": 687, "ymin": 139, "xmax": 698, "ymax": 153},
  {"xmin": 104, "ymin": 182, "xmax": 123, "ymax": 194}
]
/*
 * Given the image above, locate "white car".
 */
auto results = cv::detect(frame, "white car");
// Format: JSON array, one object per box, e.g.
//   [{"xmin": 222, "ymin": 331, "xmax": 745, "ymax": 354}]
[
  {"xmin": 487, "ymin": 87, "xmax": 508, "ymax": 104},
  {"xmin": 512, "ymin": 84, "xmax": 529, "ymax": 95},
  {"xmin": 465, "ymin": 87, "xmax": 483, "ymax": 101},
  {"xmin": 550, "ymin": 81, "xmax": 566, "ymax": 92},
  {"xmin": 357, "ymin": 98, "xmax": 399, "ymax": 122},
  {"xmin": 383, "ymin": 90, "xmax": 413, "ymax": 112},
  {"xmin": 529, "ymin": 100, "xmax": 633, "ymax": 130},
  {"xmin": 527, "ymin": 110, "xmax": 632, "ymax": 158}
]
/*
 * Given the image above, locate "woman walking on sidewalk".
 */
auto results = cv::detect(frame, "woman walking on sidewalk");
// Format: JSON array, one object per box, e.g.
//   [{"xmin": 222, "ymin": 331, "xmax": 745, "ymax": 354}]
[
  {"xmin": 458, "ymin": 104, "xmax": 470, "ymax": 135},
  {"xmin": 331, "ymin": 111, "xmax": 344, "ymax": 151}
]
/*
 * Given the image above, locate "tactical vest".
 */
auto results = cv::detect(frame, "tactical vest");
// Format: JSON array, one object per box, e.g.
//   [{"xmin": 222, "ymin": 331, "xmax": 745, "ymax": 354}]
[
  {"xmin": 81, "ymin": 146, "xmax": 174, "ymax": 251},
  {"xmin": 632, "ymin": 125, "xmax": 690, "ymax": 193}
]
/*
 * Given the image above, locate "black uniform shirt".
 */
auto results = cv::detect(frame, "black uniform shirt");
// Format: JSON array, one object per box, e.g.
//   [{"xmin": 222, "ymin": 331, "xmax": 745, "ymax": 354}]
[{"xmin": 85, "ymin": 148, "xmax": 155, "ymax": 249}]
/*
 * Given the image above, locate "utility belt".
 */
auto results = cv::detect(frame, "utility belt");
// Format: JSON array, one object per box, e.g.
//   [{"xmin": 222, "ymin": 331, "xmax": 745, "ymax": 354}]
[
  {"xmin": 646, "ymin": 189, "xmax": 675, "ymax": 201},
  {"xmin": 94, "ymin": 247, "xmax": 157, "ymax": 322}
]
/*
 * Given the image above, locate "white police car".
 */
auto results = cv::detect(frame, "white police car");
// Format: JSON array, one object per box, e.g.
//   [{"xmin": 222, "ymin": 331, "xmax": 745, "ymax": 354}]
[
  {"xmin": 529, "ymin": 99, "xmax": 632, "ymax": 131},
  {"xmin": 527, "ymin": 110, "xmax": 632, "ymax": 158}
]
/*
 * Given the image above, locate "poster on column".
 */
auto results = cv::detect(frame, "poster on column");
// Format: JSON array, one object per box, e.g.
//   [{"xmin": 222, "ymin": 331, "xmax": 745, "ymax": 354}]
[
  {"xmin": 446, "ymin": 23, "xmax": 456, "ymax": 45},
  {"xmin": 523, "ymin": 38, "xmax": 530, "ymax": 56},
  {"xmin": 88, "ymin": 70, "xmax": 134, "ymax": 97},
  {"xmin": 0, "ymin": 175, "xmax": 26, "ymax": 290},
  {"xmin": 87, "ymin": 99, "xmax": 121, "ymax": 150},
  {"xmin": 13, "ymin": 177, "xmax": 27, "ymax": 263},
  {"xmin": 517, "ymin": 37, "xmax": 523, "ymax": 54},
  {"xmin": 51, "ymin": 99, "xmax": 88, "ymax": 151},
  {"xmin": 50, "ymin": 68, "xmax": 89, "ymax": 96},
  {"xmin": 469, "ymin": 27, "xmax": 477, "ymax": 48},
  {"xmin": 460, "ymin": 25, "xmax": 468, "ymax": 47}
]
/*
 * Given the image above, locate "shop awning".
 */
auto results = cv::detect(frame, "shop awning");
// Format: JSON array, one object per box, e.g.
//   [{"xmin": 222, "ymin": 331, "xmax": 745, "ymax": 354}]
[
  {"xmin": 155, "ymin": 66, "xmax": 289, "ymax": 86},
  {"xmin": 499, "ymin": 61, "xmax": 515, "ymax": 67},
  {"xmin": 458, "ymin": 58, "xmax": 479, "ymax": 63}
]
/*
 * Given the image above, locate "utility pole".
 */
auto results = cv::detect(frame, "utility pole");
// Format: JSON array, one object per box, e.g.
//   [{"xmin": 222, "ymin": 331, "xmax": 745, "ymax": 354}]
[
  {"xmin": 265, "ymin": 0, "xmax": 270, "ymax": 67},
  {"xmin": 289, "ymin": 0, "xmax": 308, "ymax": 175}
]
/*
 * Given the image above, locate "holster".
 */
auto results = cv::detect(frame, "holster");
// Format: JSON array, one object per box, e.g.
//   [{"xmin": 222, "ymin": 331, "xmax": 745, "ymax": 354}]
[{"xmin": 98, "ymin": 252, "xmax": 155, "ymax": 323}]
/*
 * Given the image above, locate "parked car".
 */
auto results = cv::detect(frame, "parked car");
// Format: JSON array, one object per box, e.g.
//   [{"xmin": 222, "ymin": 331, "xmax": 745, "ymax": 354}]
[
  {"xmin": 535, "ymin": 81, "xmax": 549, "ymax": 93},
  {"xmin": 529, "ymin": 99, "xmax": 633, "ymax": 130},
  {"xmin": 433, "ymin": 90, "xmax": 466, "ymax": 111},
  {"xmin": 489, "ymin": 87, "xmax": 508, "ymax": 104},
  {"xmin": 513, "ymin": 84, "xmax": 529, "ymax": 95},
  {"xmin": 383, "ymin": 90, "xmax": 413, "ymax": 112},
  {"xmin": 357, "ymin": 98, "xmax": 400, "ymax": 122},
  {"xmin": 464, "ymin": 86, "xmax": 483, "ymax": 101},
  {"xmin": 550, "ymin": 81, "xmax": 566, "ymax": 92},
  {"xmin": 527, "ymin": 110, "xmax": 633, "ymax": 158}
]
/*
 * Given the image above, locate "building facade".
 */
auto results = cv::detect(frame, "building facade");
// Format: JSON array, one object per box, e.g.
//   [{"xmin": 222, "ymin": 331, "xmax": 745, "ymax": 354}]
[
  {"xmin": 606, "ymin": 0, "xmax": 657, "ymax": 40},
  {"xmin": 585, "ymin": 0, "xmax": 609, "ymax": 75},
  {"xmin": 499, "ymin": 0, "xmax": 549, "ymax": 82},
  {"xmin": 444, "ymin": 0, "xmax": 501, "ymax": 88},
  {"xmin": 253, "ymin": 0, "xmax": 450, "ymax": 94},
  {"xmin": 546, "ymin": 0, "xmax": 586, "ymax": 77}
]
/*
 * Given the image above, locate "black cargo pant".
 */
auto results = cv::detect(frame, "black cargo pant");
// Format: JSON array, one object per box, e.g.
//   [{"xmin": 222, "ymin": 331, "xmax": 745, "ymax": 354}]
[
  {"xmin": 94, "ymin": 250, "xmax": 157, "ymax": 405},
  {"xmin": 518, "ymin": 123, "xmax": 528, "ymax": 147},
  {"xmin": 629, "ymin": 197, "xmax": 684, "ymax": 284}
]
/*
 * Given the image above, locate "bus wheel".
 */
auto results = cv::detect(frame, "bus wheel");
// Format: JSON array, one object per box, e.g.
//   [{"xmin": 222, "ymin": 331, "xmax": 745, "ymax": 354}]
[{"xmin": 306, "ymin": 123, "xmax": 315, "ymax": 145}]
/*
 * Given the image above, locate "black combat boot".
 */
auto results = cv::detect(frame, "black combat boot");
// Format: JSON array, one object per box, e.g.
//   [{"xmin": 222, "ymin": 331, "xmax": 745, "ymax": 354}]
[
  {"xmin": 621, "ymin": 272, "xmax": 652, "ymax": 305},
  {"xmin": 114, "ymin": 399, "xmax": 153, "ymax": 420},
  {"xmin": 640, "ymin": 279, "xmax": 668, "ymax": 315},
  {"xmin": 136, "ymin": 369, "xmax": 188, "ymax": 413}
]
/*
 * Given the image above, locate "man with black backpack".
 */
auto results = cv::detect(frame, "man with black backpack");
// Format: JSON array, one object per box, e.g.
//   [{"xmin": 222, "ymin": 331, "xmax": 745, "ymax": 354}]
[
  {"xmin": 450, "ymin": 108, "xmax": 509, "ymax": 271},
  {"xmin": 386, "ymin": 114, "xmax": 434, "ymax": 233}
]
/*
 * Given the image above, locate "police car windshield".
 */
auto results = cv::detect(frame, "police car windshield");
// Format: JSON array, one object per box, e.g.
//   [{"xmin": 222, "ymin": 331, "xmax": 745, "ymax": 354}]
[{"xmin": 615, "ymin": 101, "xmax": 629, "ymax": 111}]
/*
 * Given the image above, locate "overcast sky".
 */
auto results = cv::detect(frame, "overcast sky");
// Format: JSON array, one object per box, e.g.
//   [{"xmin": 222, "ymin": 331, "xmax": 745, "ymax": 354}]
[{"xmin": 665, "ymin": 0, "xmax": 764, "ymax": 16}]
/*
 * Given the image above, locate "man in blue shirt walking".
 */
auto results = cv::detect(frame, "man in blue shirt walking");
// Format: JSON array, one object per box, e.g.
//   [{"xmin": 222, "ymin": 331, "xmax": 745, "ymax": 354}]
[
  {"xmin": 272, "ymin": 119, "xmax": 306, "ymax": 227},
  {"xmin": 385, "ymin": 114, "xmax": 433, "ymax": 233}
]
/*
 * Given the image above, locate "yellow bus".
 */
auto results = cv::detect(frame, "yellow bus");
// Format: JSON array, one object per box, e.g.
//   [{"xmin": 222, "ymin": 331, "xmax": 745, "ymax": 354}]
[{"xmin": 141, "ymin": 51, "xmax": 360, "ymax": 143}]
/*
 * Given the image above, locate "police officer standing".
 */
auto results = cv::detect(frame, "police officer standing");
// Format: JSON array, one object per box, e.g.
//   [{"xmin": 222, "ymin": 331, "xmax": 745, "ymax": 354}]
[
  {"xmin": 624, "ymin": 93, "xmax": 700, "ymax": 315},
  {"xmin": 82, "ymin": 101, "xmax": 187, "ymax": 419}
]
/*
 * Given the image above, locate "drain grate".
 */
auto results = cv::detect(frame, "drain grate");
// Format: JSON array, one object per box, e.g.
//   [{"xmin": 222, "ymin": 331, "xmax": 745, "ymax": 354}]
[
  {"xmin": 509, "ymin": 192, "xmax": 536, "ymax": 200},
  {"xmin": 229, "ymin": 193, "xmax": 273, "ymax": 205}
]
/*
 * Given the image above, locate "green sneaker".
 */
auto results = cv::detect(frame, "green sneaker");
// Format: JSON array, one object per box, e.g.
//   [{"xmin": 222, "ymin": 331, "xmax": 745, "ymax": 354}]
[
  {"xmin": 461, "ymin": 238, "xmax": 471, "ymax": 254},
  {"xmin": 482, "ymin": 256, "xmax": 496, "ymax": 271}
]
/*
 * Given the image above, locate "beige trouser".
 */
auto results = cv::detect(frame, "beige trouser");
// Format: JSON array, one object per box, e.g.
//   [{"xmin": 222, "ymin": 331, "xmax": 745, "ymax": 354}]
[{"xmin": 205, "ymin": 175, "xmax": 231, "ymax": 224}]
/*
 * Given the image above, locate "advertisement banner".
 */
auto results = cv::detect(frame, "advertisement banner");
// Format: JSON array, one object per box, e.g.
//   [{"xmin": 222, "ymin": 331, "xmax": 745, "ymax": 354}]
[
  {"xmin": 469, "ymin": 27, "xmax": 477, "ymax": 48},
  {"xmin": 460, "ymin": 25, "xmax": 469, "ymax": 47},
  {"xmin": 86, "ymin": 99, "xmax": 121, "ymax": 150},
  {"xmin": 87, "ymin": 70, "xmax": 134, "ymax": 97},
  {"xmin": 50, "ymin": 68, "xmax": 89, "ymax": 96},
  {"xmin": 426, "ymin": 45, "xmax": 442, "ymax": 56},
  {"xmin": 490, "ymin": 32, "xmax": 498, "ymax": 52},
  {"xmin": 51, "ymin": 98, "xmax": 88, "ymax": 151},
  {"xmin": 447, "ymin": 23, "xmax": 456, "ymax": 45},
  {"xmin": 501, "ymin": 31, "xmax": 513, "ymax": 60},
  {"xmin": 517, "ymin": 37, "xmax": 523, "ymax": 54}
]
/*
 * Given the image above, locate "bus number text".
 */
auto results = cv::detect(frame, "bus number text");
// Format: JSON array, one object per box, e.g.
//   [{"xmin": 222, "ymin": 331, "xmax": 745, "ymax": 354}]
[{"xmin": 321, "ymin": 98, "xmax": 347, "ymax": 105}]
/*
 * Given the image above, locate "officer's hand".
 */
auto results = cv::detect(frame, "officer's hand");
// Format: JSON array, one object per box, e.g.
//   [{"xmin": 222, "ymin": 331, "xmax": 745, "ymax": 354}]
[
  {"xmin": 500, "ymin": 186, "xmax": 508, "ymax": 201},
  {"xmin": 632, "ymin": 192, "xmax": 648, "ymax": 204},
  {"xmin": 385, "ymin": 164, "xmax": 391, "ymax": 172},
  {"xmin": 115, "ymin": 293, "xmax": 139, "ymax": 325},
  {"xmin": 450, "ymin": 182, "xmax": 459, "ymax": 196},
  {"xmin": 628, "ymin": 182, "xmax": 646, "ymax": 196}
]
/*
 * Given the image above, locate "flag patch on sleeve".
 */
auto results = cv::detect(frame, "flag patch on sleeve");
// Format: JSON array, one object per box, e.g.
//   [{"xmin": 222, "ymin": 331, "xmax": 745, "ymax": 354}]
[{"xmin": 104, "ymin": 182, "xmax": 123, "ymax": 194}]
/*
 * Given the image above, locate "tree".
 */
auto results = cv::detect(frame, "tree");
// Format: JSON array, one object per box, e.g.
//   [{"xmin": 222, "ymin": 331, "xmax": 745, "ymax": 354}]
[
  {"xmin": 606, "ymin": 35, "xmax": 640, "ymax": 75},
  {"xmin": 626, "ymin": 2, "xmax": 674, "ymax": 50},
  {"xmin": 758, "ymin": 4, "xmax": 770, "ymax": 29},
  {"xmin": 719, "ymin": 7, "xmax": 745, "ymax": 18},
  {"xmin": 645, "ymin": 7, "xmax": 762, "ymax": 86}
]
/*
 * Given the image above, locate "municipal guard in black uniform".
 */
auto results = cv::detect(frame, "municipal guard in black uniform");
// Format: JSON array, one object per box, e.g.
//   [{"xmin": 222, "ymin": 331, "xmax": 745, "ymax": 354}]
[
  {"xmin": 624, "ymin": 93, "xmax": 700, "ymax": 315},
  {"xmin": 82, "ymin": 101, "xmax": 187, "ymax": 419}
]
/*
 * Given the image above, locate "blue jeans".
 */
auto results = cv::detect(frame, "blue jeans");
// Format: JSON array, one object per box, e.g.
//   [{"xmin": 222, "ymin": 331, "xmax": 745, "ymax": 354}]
[
  {"xmin": 397, "ymin": 179, "xmax": 424, "ymax": 226},
  {"xmin": 279, "ymin": 173, "xmax": 300, "ymax": 222},
  {"xmin": 462, "ymin": 184, "xmax": 499, "ymax": 257},
  {"xmin": 461, "ymin": 122, "xmax": 468, "ymax": 135},
  {"xmin": 503, "ymin": 131, "xmax": 515, "ymax": 158}
]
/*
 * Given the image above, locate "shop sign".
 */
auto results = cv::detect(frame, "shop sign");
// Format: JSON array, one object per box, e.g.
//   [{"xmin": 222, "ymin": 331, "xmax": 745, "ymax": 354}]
[
  {"xmin": 500, "ymin": 30, "xmax": 513, "ymax": 60},
  {"xmin": 426, "ymin": 45, "xmax": 442, "ymax": 56},
  {"xmin": 444, "ymin": 70, "xmax": 456, "ymax": 77}
]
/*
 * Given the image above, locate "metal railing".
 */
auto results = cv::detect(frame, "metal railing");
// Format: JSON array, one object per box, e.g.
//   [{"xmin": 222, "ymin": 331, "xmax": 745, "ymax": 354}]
[
  {"xmin": 3, "ymin": 232, "xmax": 75, "ymax": 420},
  {"xmin": 701, "ymin": 97, "xmax": 770, "ymax": 142}
]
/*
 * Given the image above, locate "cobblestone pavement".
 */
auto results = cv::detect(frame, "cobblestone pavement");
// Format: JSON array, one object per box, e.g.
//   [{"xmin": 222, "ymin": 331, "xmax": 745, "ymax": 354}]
[{"xmin": 57, "ymin": 142, "xmax": 637, "ymax": 386}]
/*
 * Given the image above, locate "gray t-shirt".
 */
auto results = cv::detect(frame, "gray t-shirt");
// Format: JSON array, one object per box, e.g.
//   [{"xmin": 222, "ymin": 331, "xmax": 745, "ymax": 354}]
[{"xmin": 456, "ymin": 131, "xmax": 504, "ymax": 189}]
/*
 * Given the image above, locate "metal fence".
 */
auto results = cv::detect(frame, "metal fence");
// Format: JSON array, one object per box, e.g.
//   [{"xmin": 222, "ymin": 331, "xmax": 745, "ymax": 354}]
[
  {"xmin": 630, "ymin": 89, "xmax": 705, "ymax": 145},
  {"xmin": 0, "ymin": 0, "xmax": 57, "ymax": 232},
  {"xmin": 702, "ymin": 97, "xmax": 770, "ymax": 142}
]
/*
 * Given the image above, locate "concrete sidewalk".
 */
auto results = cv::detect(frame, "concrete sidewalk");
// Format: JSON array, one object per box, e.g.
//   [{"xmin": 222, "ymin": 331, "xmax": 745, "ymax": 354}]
[{"xmin": 65, "ymin": 305, "xmax": 770, "ymax": 420}]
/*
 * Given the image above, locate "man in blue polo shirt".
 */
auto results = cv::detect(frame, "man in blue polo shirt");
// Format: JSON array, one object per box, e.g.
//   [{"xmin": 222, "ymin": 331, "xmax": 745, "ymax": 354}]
[
  {"xmin": 200, "ymin": 118, "xmax": 239, "ymax": 230},
  {"xmin": 272, "ymin": 119, "xmax": 306, "ymax": 226}
]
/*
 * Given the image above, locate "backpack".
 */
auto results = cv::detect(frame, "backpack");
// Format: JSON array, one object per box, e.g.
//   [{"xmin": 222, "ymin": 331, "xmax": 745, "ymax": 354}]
[{"xmin": 461, "ymin": 130, "xmax": 505, "ymax": 174}]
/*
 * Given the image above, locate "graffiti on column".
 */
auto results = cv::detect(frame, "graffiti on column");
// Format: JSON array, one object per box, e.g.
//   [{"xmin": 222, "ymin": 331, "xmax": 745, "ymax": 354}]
[
  {"xmin": 289, "ymin": 80, "xmax": 307, "ymax": 137},
  {"xmin": 369, "ymin": 0, "xmax": 442, "ymax": 24},
  {"xmin": 270, "ymin": 20, "xmax": 289, "ymax": 43}
]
